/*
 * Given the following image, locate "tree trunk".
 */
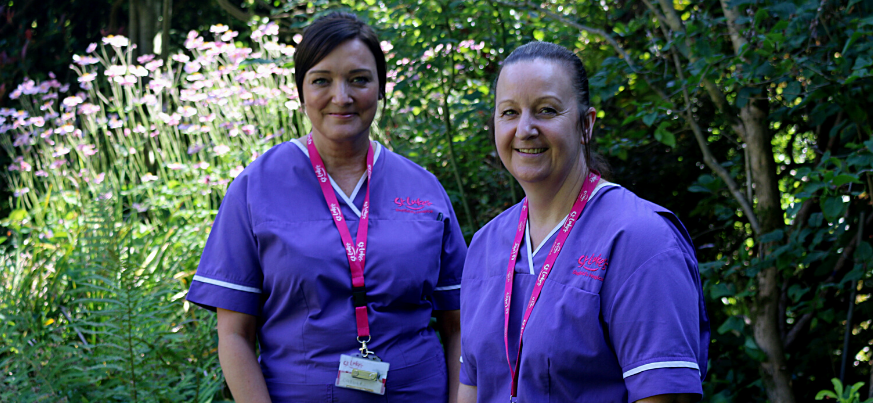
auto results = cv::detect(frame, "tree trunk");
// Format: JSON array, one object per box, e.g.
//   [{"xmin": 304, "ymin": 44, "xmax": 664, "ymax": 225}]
[
  {"xmin": 129, "ymin": 0, "xmax": 160, "ymax": 56},
  {"xmin": 743, "ymin": 98, "xmax": 797, "ymax": 403}
]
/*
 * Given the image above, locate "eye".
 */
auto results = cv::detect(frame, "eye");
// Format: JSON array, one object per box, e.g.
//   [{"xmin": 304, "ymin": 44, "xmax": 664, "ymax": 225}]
[
  {"xmin": 539, "ymin": 107, "xmax": 557, "ymax": 115},
  {"xmin": 500, "ymin": 108, "xmax": 518, "ymax": 117},
  {"xmin": 311, "ymin": 77, "xmax": 328, "ymax": 85},
  {"xmin": 351, "ymin": 76, "xmax": 372, "ymax": 85}
]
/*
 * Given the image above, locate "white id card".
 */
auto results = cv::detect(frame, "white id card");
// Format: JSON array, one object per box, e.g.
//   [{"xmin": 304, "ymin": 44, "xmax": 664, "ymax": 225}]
[{"xmin": 335, "ymin": 354, "xmax": 390, "ymax": 395}]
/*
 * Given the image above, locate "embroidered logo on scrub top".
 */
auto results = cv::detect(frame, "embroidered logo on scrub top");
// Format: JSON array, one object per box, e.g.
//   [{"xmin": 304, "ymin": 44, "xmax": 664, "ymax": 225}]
[
  {"xmin": 573, "ymin": 254, "xmax": 608, "ymax": 281},
  {"xmin": 393, "ymin": 197, "xmax": 434, "ymax": 214}
]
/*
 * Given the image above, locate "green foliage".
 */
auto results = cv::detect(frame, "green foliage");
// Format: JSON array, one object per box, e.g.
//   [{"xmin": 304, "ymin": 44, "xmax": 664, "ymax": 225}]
[{"xmin": 816, "ymin": 379, "xmax": 873, "ymax": 403}]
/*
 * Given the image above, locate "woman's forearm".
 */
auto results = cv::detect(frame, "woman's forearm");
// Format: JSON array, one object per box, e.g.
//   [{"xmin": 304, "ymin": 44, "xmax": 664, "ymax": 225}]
[
  {"xmin": 218, "ymin": 332, "xmax": 272, "ymax": 403},
  {"xmin": 436, "ymin": 310, "xmax": 462, "ymax": 403}
]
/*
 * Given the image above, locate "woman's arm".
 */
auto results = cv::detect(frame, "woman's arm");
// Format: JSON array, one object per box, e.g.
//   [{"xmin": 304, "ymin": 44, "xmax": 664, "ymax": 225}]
[
  {"xmin": 635, "ymin": 393, "xmax": 696, "ymax": 403},
  {"xmin": 458, "ymin": 384, "xmax": 477, "ymax": 403},
  {"xmin": 217, "ymin": 308, "xmax": 272, "ymax": 403},
  {"xmin": 435, "ymin": 309, "xmax": 462, "ymax": 403}
]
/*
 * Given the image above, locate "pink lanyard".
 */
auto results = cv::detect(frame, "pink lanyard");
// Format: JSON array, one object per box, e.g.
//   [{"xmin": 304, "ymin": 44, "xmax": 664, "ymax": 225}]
[
  {"xmin": 306, "ymin": 133, "xmax": 375, "ymax": 343},
  {"xmin": 504, "ymin": 171, "xmax": 600, "ymax": 401}
]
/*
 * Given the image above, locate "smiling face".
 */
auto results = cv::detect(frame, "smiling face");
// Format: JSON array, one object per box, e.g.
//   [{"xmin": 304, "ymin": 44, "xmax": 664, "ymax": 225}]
[
  {"xmin": 302, "ymin": 39, "xmax": 380, "ymax": 145},
  {"xmin": 494, "ymin": 59, "xmax": 594, "ymax": 189}
]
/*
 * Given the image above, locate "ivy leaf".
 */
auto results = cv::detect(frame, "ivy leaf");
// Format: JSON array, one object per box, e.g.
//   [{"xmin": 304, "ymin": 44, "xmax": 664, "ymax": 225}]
[
  {"xmin": 642, "ymin": 112, "xmax": 658, "ymax": 127},
  {"xmin": 853, "ymin": 241, "xmax": 872, "ymax": 262},
  {"xmin": 654, "ymin": 122, "xmax": 676, "ymax": 148}
]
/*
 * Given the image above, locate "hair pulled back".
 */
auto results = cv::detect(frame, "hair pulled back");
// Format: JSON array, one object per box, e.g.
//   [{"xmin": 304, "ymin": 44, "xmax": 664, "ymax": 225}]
[{"xmin": 491, "ymin": 41, "xmax": 610, "ymax": 178}]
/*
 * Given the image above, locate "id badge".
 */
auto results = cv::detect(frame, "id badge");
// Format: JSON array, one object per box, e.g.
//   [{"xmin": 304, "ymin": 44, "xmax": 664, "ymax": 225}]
[{"xmin": 335, "ymin": 354, "xmax": 390, "ymax": 395}]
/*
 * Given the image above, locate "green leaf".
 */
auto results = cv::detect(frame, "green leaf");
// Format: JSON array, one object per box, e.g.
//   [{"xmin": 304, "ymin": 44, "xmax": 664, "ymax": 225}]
[
  {"xmin": 709, "ymin": 283, "xmax": 735, "ymax": 299},
  {"xmin": 642, "ymin": 112, "xmax": 657, "ymax": 127},
  {"xmin": 654, "ymin": 122, "xmax": 676, "ymax": 147},
  {"xmin": 832, "ymin": 174, "xmax": 862, "ymax": 187},
  {"xmin": 783, "ymin": 81, "xmax": 801, "ymax": 103},
  {"xmin": 821, "ymin": 196, "xmax": 845, "ymax": 222},
  {"xmin": 854, "ymin": 241, "xmax": 872, "ymax": 262},
  {"xmin": 759, "ymin": 229, "xmax": 784, "ymax": 243},
  {"xmin": 717, "ymin": 316, "xmax": 745, "ymax": 334}
]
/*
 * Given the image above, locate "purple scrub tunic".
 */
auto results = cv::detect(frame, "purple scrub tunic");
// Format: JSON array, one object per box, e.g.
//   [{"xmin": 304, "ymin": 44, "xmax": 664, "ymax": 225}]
[
  {"xmin": 187, "ymin": 139, "xmax": 467, "ymax": 402},
  {"xmin": 460, "ymin": 183, "xmax": 709, "ymax": 403}
]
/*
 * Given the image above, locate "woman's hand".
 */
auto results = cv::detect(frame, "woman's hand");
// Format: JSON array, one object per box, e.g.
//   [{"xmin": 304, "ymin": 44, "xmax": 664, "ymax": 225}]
[
  {"xmin": 434, "ymin": 310, "xmax": 462, "ymax": 403},
  {"xmin": 217, "ymin": 308, "xmax": 272, "ymax": 403}
]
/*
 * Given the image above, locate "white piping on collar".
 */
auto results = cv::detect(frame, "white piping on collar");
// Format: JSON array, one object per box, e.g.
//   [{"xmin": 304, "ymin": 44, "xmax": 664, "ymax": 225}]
[
  {"xmin": 290, "ymin": 137, "xmax": 383, "ymax": 218},
  {"xmin": 524, "ymin": 181, "xmax": 619, "ymax": 275}
]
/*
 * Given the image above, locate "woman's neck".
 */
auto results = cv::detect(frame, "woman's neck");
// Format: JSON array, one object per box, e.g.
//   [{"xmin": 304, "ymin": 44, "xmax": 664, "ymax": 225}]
[
  {"xmin": 522, "ymin": 163, "xmax": 588, "ymax": 248},
  {"xmin": 311, "ymin": 132, "xmax": 371, "ymax": 197}
]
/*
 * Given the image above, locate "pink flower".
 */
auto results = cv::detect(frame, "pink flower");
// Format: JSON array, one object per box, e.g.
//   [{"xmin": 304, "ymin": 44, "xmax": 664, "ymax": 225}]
[
  {"xmin": 35, "ymin": 170, "xmax": 48, "ymax": 177},
  {"xmin": 105, "ymin": 65, "xmax": 128, "ymax": 78},
  {"xmin": 172, "ymin": 54, "xmax": 190, "ymax": 63},
  {"xmin": 199, "ymin": 113, "xmax": 216, "ymax": 123},
  {"xmin": 102, "ymin": 35, "xmax": 129, "ymax": 47},
  {"xmin": 210, "ymin": 24, "xmax": 229, "ymax": 34},
  {"xmin": 29, "ymin": 117, "xmax": 45, "ymax": 127},
  {"xmin": 137, "ymin": 54, "xmax": 155, "ymax": 64},
  {"xmin": 77, "ymin": 144, "xmax": 98, "ymax": 156},
  {"xmin": 78, "ymin": 103, "xmax": 100, "ymax": 115},
  {"xmin": 230, "ymin": 165, "xmax": 244, "ymax": 177},
  {"xmin": 114, "ymin": 75, "xmax": 137, "ymax": 85},
  {"xmin": 213, "ymin": 144, "xmax": 230, "ymax": 155},
  {"xmin": 50, "ymin": 159, "xmax": 66, "ymax": 169},
  {"xmin": 86, "ymin": 43, "xmax": 98, "ymax": 53},
  {"xmin": 133, "ymin": 203, "xmax": 148, "ymax": 212},
  {"xmin": 62, "ymin": 96, "xmax": 83, "ymax": 109},
  {"xmin": 130, "ymin": 66, "xmax": 149, "ymax": 77},
  {"xmin": 14, "ymin": 187, "xmax": 30, "ymax": 197},
  {"xmin": 184, "ymin": 61, "xmax": 201, "ymax": 74},
  {"xmin": 78, "ymin": 72, "xmax": 97, "ymax": 83},
  {"xmin": 187, "ymin": 144, "xmax": 204, "ymax": 154},
  {"xmin": 177, "ymin": 105, "xmax": 197, "ymax": 118},
  {"xmin": 141, "ymin": 173, "xmax": 159, "ymax": 182},
  {"xmin": 145, "ymin": 59, "xmax": 163, "ymax": 72},
  {"xmin": 167, "ymin": 163, "xmax": 185, "ymax": 170},
  {"xmin": 193, "ymin": 161, "xmax": 210, "ymax": 170},
  {"xmin": 221, "ymin": 31, "xmax": 238, "ymax": 42},
  {"xmin": 94, "ymin": 172, "xmax": 105, "ymax": 184},
  {"xmin": 73, "ymin": 54, "xmax": 100, "ymax": 66},
  {"xmin": 159, "ymin": 112, "xmax": 181, "ymax": 126}
]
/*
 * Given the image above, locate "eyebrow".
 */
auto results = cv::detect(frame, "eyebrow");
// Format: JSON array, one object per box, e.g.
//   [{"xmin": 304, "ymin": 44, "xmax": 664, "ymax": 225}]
[
  {"xmin": 307, "ymin": 68, "xmax": 374, "ymax": 75},
  {"xmin": 496, "ymin": 95, "xmax": 563, "ymax": 105}
]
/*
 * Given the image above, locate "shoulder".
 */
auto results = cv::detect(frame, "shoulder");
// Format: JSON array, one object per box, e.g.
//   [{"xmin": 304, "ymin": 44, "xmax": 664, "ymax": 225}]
[
  {"xmin": 225, "ymin": 141, "xmax": 308, "ymax": 201},
  {"xmin": 588, "ymin": 184, "xmax": 695, "ymax": 256},
  {"xmin": 468, "ymin": 202, "xmax": 523, "ymax": 254}
]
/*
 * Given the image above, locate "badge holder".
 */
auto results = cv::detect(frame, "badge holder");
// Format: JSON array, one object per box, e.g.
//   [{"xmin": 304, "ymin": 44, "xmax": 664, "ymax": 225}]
[{"xmin": 336, "ymin": 336, "xmax": 390, "ymax": 395}]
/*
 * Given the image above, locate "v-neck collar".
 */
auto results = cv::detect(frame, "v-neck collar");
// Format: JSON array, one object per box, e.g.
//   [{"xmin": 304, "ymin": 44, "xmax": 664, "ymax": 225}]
[
  {"xmin": 523, "ymin": 181, "xmax": 619, "ymax": 275},
  {"xmin": 290, "ymin": 137, "xmax": 383, "ymax": 218}
]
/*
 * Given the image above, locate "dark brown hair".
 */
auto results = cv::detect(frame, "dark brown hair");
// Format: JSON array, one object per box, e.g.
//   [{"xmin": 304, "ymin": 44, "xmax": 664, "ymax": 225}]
[
  {"xmin": 490, "ymin": 41, "xmax": 610, "ymax": 178},
  {"xmin": 294, "ymin": 12, "xmax": 387, "ymax": 107}
]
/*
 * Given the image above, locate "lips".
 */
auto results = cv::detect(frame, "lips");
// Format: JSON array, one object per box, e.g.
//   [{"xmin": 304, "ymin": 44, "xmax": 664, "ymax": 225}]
[{"xmin": 516, "ymin": 148, "xmax": 547, "ymax": 154}]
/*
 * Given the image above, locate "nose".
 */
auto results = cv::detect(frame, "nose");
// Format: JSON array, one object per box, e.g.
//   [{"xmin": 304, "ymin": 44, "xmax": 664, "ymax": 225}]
[
  {"xmin": 515, "ymin": 109, "xmax": 538, "ymax": 140},
  {"xmin": 331, "ymin": 82, "xmax": 352, "ymax": 105}
]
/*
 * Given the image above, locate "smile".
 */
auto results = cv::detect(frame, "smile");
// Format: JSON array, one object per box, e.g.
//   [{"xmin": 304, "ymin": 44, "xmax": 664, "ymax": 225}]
[{"xmin": 516, "ymin": 148, "xmax": 547, "ymax": 154}]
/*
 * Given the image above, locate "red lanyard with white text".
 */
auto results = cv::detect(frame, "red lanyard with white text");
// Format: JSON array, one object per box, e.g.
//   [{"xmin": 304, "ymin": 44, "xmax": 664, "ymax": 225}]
[
  {"xmin": 306, "ymin": 133, "xmax": 378, "ymax": 357},
  {"xmin": 503, "ymin": 171, "xmax": 600, "ymax": 402}
]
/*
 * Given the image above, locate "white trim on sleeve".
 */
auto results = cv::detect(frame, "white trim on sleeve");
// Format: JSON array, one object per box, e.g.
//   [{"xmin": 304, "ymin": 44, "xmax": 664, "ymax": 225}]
[
  {"xmin": 434, "ymin": 284, "xmax": 461, "ymax": 291},
  {"xmin": 193, "ymin": 275, "xmax": 262, "ymax": 294},
  {"xmin": 622, "ymin": 360, "xmax": 700, "ymax": 379}
]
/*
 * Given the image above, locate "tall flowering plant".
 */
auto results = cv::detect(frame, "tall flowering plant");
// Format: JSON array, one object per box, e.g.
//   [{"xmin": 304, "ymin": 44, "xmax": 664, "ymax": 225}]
[
  {"xmin": 0, "ymin": 23, "xmax": 303, "ymax": 401},
  {"xmin": 2, "ymin": 22, "xmax": 302, "ymax": 226}
]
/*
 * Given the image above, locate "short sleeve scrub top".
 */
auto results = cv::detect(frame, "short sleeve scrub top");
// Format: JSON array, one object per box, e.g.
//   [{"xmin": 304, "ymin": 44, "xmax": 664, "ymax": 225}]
[
  {"xmin": 459, "ymin": 182, "xmax": 710, "ymax": 402},
  {"xmin": 187, "ymin": 138, "xmax": 467, "ymax": 402}
]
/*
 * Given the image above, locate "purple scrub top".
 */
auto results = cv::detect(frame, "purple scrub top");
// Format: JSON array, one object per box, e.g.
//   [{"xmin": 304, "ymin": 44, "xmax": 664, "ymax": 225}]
[
  {"xmin": 460, "ymin": 183, "xmax": 710, "ymax": 402},
  {"xmin": 187, "ymin": 139, "xmax": 467, "ymax": 402}
]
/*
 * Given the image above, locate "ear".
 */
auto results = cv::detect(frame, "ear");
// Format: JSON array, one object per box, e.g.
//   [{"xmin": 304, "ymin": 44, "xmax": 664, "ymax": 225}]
[{"xmin": 581, "ymin": 107, "xmax": 597, "ymax": 144}]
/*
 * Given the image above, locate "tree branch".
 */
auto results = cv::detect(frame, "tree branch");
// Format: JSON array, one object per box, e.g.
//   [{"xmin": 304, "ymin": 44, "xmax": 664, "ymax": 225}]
[{"xmin": 215, "ymin": 0, "xmax": 254, "ymax": 23}]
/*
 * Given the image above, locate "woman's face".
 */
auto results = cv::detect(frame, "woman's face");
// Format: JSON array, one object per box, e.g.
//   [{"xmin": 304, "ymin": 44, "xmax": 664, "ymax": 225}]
[
  {"xmin": 302, "ymin": 39, "xmax": 380, "ymax": 144},
  {"xmin": 494, "ymin": 59, "xmax": 592, "ymax": 188}
]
